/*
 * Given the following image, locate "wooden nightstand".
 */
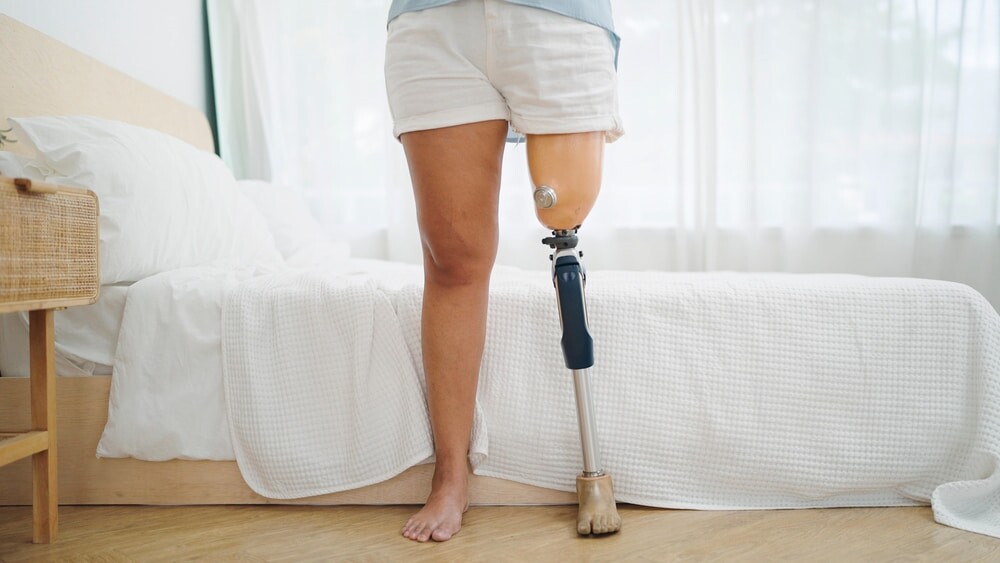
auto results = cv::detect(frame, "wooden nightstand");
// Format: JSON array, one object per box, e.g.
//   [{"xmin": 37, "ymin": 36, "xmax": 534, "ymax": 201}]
[{"xmin": 0, "ymin": 175, "xmax": 99, "ymax": 543}]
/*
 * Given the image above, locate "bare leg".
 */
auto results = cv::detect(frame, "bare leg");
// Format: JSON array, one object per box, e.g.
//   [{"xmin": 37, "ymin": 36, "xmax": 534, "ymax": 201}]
[{"xmin": 399, "ymin": 120, "xmax": 508, "ymax": 542}]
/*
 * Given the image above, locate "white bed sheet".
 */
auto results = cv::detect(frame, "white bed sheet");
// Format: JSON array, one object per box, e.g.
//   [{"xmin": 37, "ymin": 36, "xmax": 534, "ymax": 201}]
[
  {"xmin": 94, "ymin": 259, "xmax": 1000, "ymax": 538},
  {"xmin": 0, "ymin": 283, "xmax": 130, "ymax": 377}
]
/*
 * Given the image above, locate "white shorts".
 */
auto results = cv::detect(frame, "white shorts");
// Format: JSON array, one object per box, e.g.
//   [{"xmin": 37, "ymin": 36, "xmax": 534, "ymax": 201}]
[{"xmin": 384, "ymin": 0, "xmax": 624, "ymax": 142}]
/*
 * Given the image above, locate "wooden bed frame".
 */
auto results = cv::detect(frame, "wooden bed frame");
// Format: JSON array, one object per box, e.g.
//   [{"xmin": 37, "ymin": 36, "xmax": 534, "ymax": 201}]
[{"xmin": 0, "ymin": 14, "xmax": 574, "ymax": 506}]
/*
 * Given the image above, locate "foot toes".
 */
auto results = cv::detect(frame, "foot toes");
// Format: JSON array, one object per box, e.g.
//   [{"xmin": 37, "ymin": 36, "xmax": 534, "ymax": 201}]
[
  {"xmin": 431, "ymin": 527, "xmax": 454, "ymax": 542},
  {"xmin": 408, "ymin": 523, "xmax": 425, "ymax": 541},
  {"xmin": 594, "ymin": 513, "xmax": 622, "ymax": 534},
  {"xmin": 577, "ymin": 511, "xmax": 622, "ymax": 535}
]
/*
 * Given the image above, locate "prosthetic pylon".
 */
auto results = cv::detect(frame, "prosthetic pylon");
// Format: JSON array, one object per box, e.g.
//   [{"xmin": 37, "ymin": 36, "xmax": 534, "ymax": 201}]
[{"xmin": 542, "ymin": 228, "xmax": 622, "ymax": 535}]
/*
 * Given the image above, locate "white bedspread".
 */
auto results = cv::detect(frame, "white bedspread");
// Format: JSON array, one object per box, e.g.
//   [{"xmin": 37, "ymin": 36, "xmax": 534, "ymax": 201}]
[
  {"xmin": 466, "ymin": 271, "xmax": 1000, "ymax": 539},
  {"xmin": 221, "ymin": 271, "xmax": 437, "ymax": 497},
  {"xmin": 98, "ymin": 260, "xmax": 1000, "ymax": 538}
]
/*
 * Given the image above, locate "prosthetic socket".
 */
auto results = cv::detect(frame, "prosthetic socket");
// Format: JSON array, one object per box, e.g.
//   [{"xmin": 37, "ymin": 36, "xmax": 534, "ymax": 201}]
[{"xmin": 527, "ymin": 132, "xmax": 621, "ymax": 535}]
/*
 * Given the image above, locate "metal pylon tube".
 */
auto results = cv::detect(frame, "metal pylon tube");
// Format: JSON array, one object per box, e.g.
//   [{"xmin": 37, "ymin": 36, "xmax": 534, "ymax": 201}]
[{"xmin": 573, "ymin": 368, "xmax": 603, "ymax": 477}]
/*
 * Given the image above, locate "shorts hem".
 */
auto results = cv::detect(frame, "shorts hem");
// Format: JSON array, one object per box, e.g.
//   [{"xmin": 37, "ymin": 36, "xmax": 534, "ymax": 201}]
[
  {"xmin": 511, "ymin": 114, "xmax": 625, "ymax": 143},
  {"xmin": 392, "ymin": 102, "xmax": 511, "ymax": 140}
]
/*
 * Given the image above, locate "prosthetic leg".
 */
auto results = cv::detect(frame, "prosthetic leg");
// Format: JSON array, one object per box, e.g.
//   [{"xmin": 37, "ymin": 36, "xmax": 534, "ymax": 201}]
[{"xmin": 527, "ymin": 133, "xmax": 622, "ymax": 536}]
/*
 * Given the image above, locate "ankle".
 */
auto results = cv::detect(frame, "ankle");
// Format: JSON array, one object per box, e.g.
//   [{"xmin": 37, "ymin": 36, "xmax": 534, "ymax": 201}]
[
  {"xmin": 431, "ymin": 459, "xmax": 469, "ymax": 486},
  {"xmin": 433, "ymin": 451, "xmax": 469, "ymax": 471}
]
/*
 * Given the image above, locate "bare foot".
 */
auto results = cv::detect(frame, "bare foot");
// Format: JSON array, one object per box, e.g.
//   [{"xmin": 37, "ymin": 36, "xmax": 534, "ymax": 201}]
[{"xmin": 401, "ymin": 467, "xmax": 469, "ymax": 542}]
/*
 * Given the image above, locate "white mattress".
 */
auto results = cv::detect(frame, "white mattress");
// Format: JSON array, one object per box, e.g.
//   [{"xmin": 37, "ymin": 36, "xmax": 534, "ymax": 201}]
[
  {"xmin": 0, "ymin": 283, "xmax": 130, "ymax": 377},
  {"xmin": 92, "ymin": 259, "xmax": 1000, "ymax": 538}
]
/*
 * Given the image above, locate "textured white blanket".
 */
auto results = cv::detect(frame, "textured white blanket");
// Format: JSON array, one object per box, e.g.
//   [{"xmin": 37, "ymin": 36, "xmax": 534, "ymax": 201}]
[
  {"xmin": 222, "ymin": 270, "xmax": 450, "ymax": 498},
  {"xmin": 106, "ymin": 262, "xmax": 1000, "ymax": 538},
  {"xmin": 224, "ymin": 267, "xmax": 1000, "ymax": 536},
  {"xmin": 454, "ymin": 271, "xmax": 1000, "ymax": 538}
]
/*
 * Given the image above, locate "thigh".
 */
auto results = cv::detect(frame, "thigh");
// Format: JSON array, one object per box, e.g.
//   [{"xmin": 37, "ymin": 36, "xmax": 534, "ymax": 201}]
[{"xmin": 401, "ymin": 120, "xmax": 509, "ymax": 272}]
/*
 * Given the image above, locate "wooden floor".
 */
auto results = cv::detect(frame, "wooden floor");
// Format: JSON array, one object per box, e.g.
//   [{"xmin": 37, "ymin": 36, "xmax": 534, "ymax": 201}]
[{"xmin": 1, "ymin": 505, "xmax": 999, "ymax": 561}]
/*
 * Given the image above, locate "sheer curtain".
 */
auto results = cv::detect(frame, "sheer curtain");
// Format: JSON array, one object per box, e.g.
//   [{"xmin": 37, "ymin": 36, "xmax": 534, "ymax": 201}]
[{"xmin": 208, "ymin": 0, "xmax": 1000, "ymax": 308}]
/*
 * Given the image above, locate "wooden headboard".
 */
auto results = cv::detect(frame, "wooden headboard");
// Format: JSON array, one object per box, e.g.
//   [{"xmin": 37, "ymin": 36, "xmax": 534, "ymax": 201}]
[{"xmin": 0, "ymin": 14, "xmax": 214, "ymax": 155}]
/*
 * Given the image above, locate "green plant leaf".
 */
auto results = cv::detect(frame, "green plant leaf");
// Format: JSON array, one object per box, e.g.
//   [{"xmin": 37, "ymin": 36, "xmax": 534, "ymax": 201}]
[{"xmin": 0, "ymin": 127, "xmax": 16, "ymax": 149}]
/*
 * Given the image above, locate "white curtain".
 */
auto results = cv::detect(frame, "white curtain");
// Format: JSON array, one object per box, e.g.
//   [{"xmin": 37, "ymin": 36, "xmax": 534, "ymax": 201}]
[{"xmin": 208, "ymin": 0, "xmax": 1000, "ymax": 308}]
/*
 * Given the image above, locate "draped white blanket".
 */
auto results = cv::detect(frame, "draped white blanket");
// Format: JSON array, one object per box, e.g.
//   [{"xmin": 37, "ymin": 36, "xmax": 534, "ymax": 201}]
[
  {"xmin": 220, "ymin": 270, "xmax": 489, "ymax": 498},
  {"xmin": 100, "ymin": 262, "xmax": 1000, "ymax": 537}
]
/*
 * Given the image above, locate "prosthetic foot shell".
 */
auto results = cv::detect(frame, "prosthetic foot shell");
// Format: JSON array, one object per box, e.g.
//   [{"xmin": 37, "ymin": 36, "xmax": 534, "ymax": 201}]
[{"xmin": 576, "ymin": 473, "xmax": 622, "ymax": 535}]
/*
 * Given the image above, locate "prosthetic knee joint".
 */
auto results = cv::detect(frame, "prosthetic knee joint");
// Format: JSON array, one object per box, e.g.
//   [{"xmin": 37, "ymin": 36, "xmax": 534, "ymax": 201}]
[{"xmin": 528, "ymin": 133, "xmax": 621, "ymax": 536}]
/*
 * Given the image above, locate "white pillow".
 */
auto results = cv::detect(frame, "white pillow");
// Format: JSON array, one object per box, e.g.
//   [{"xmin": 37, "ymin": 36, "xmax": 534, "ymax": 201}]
[
  {"xmin": 238, "ymin": 180, "xmax": 351, "ymax": 265},
  {"xmin": 0, "ymin": 150, "xmax": 48, "ymax": 181},
  {"xmin": 8, "ymin": 116, "xmax": 284, "ymax": 284}
]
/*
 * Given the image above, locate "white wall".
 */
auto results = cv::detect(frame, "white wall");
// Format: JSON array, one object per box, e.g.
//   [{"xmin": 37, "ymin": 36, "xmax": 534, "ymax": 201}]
[{"xmin": 0, "ymin": 0, "xmax": 210, "ymax": 115}]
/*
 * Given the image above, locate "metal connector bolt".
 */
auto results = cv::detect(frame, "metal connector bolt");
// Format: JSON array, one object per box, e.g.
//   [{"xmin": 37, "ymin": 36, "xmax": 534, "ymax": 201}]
[{"xmin": 533, "ymin": 185, "xmax": 557, "ymax": 209}]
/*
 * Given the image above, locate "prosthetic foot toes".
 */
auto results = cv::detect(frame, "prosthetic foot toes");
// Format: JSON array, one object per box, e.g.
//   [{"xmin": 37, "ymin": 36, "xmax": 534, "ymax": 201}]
[{"xmin": 576, "ymin": 473, "xmax": 622, "ymax": 535}]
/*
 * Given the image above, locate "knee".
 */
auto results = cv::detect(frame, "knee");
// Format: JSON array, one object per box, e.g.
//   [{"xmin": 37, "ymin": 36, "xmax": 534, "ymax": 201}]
[{"xmin": 421, "ymin": 228, "xmax": 497, "ymax": 287}]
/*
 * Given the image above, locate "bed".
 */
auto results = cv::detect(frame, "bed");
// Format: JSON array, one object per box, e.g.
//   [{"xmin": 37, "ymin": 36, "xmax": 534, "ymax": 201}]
[{"xmin": 2, "ymin": 14, "xmax": 1000, "ymax": 539}]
